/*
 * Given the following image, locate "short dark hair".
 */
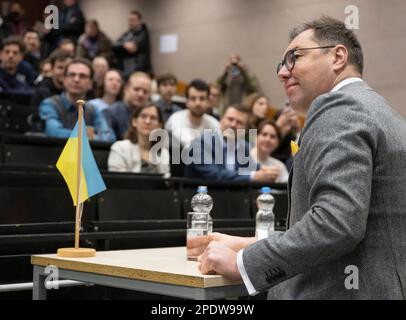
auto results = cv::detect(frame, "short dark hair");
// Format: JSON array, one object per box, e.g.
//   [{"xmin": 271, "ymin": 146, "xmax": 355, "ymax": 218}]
[
  {"xmin": 223, "ymin": 104, "xmax": 250, "ymax": 116},
  {"xmin": 59, "ymin": 38, "xmax": 75, "ymax": 47},
  {"xmin": 289, "ymin": 16, "xmax": 364, "ymax": 74},
  {"xmin": 157, "ymin": 73, "xmax": 177, "ymax": 87},
  {"xmin": 22, "ymin": 29, "xmax": 40, "ymax": 38},
  {"xmin": 130, "ymin": 10, "xmax": 142, "ymax": 20},
  {"xmin": 1, "ymin": 36, "xmax": 25, "ymax": 53},
  {"xmin": 65, "ymin": 58, "xmax": 94, "ymax": 79},
  {"xmin": 86, "ymin": 19, "xmax": 99, "ymax": 30},
  {"xmin": 186, "ymin": 79, "xmax": 209, "ymax": 99},
  {"xmin": 49, "ymin": 49, "xmax": 72, "ymax": 66}
]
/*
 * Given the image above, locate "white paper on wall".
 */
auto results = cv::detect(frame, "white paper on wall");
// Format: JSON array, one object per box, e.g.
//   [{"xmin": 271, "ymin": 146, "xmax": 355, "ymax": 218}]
[{"xmin": 159, "ymin": 34, "xmax": 178, "ymax": 54}]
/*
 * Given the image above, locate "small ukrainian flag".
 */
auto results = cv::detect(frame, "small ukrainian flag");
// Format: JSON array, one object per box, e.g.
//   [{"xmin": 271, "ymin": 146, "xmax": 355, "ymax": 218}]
[
  {"xmin": 56, "ymin": 118, "xmax": 106, "ymax": 206},
  {"xmin": 291, "ymin": 140, "xmax": 299, "ymax": 156}
]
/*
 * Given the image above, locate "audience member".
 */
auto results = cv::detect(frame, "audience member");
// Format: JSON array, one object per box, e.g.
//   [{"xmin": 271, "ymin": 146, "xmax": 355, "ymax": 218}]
[
  {"xmin": 57, "ymin": 38, "xmax": 76, "ymax": 57},
  {"xmin": 3, "ymin": 2, "xmax": 28, "ymax": 37},
  {"xmin": 35, "ymin": 59, "xmax": 53, "ymax": 85},
  {"xmin": 39, "ymin": 58, "xmax": 113, "ymax": 142},
  {"xmin": 113, "ymin": 10, "xmax": 152, "ymax": 77},
  {"xmin": 104, "ymin": 71, "xmax": 151, "ymax": 140},
  {"xmin": 207, "ymin": 83, "xmax": 221, "ymax": 120},
  {"xmin": 77, "ymin": 20, "xmax": 112, "ymax": 62},
  {"xmin": 108, "ymin": 104, "xmax": 170, "ymax": 176},
  {"xmin": 185, "ymin": 104, "xmax": 275, "ymax": 183},
  {"xmin": 0, "ymin": 36, "xmax": 34, "ymax": 96},
  {"xmin": 88, "ymin": 69, "xmax": 123, "ymax": 113},
  {"xmin": 244, "ymin": 93, "xmax": 270, "ymax": 130},
  {"xmin": 44, "ymin": 0, "xmax": 85, "ymax": 52},
  {"xmin": 92, "ymin": 56, "xmax": 110, "ymax": 98},
  {"xmin": 273, "ymin": 103, "xmax": 302, "ymax": 169},
  {"xmin": 250, "ymin": 120, "xmax": 289, "ymax": 183},
  {"xmin": 217, "ymin": 53, "xmax": 259, "ymax": 110},
  {"xmin": 165, "ymin": 79, "xmax": 220, "ymax": 148},
  {"xmin": 22, "ymin": 30, "xmax": 43, "ymax": 75},
  {"xmin": 31, "ymin": 50, "xmax": 72, "ymax": 107},
  {"xmin": 155, "ymin": 73, "xmax": 182, "ymax": 122}
]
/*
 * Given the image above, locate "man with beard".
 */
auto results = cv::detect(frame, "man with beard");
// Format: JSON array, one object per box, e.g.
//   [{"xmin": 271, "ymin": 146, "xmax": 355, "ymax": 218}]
[
  {"xmin": 103, "ymin": 71, "xmax": 151, "ymax": 140},
  {"xmin": 31, "ymin": 50, "xmax": 72, "ymax": 107},
  {"xmin": 184, "ymin": 104, "xmax": 275, "ymax": 183},
  {"xmin": 165, "ymin": 79, "xmax": 220, "ymax": 149},
  {"xmin": 113, "ymin": 10, "xmax": 152, "ymax": 77}
]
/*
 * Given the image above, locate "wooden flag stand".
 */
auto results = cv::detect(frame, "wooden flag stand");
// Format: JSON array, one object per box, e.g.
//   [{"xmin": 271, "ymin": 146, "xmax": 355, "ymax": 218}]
[{"xmin": 57, "ymin": 100, "xmax": 96, "ymax": 258}]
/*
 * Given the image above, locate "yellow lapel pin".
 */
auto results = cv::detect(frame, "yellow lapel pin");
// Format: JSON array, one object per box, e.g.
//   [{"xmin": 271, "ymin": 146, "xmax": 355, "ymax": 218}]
[{"xmin": 291, "ymin": 140, "xmax": 299, "ymax": 156}]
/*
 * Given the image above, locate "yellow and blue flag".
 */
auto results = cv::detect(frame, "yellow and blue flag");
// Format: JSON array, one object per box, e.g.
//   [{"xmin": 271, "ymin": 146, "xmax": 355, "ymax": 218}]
[{"xmin": 56, "ymin": 118, "xmax": 106, "ymax": 206}]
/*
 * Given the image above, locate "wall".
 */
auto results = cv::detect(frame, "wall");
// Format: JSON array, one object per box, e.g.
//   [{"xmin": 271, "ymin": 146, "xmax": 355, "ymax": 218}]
[{"xmin": 81, "ymin": 0, "xmax": 406, "ymax": 118}]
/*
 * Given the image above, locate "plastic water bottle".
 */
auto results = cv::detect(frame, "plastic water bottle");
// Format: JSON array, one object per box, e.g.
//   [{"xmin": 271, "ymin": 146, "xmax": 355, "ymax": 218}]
[
  {"xmin": 255, "ymin": 187, "xmax": 275, "ymax": 240},
  {"xmin": 191, "ymin": 186, "xmax": 213, "ymax": 233}
]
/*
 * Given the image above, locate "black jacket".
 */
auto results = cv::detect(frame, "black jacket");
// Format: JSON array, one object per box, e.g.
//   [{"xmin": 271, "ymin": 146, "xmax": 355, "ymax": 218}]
[{"xmin": 31, "ymin": 77, "xmax": 63, "ymax": 107}]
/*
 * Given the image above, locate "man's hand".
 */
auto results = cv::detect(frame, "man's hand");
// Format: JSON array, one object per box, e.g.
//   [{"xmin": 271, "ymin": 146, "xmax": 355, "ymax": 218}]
[
  {"xmin": 86, "ymin": 126, "xmax": 95, "ymax": 140},
  {"xmin": 276, "ymin": 106, "xmax": 298, "ymax": 137},
  {"xmin": 187, "ymin": 232, "xmax": 255, "ymax": 254},
  {"xmin": 253, "ymin": 168, "xmax": 278, "ymax": 183},
  {"xmin": 262, "ymin": 166, "xmax": 281, "ymax": 182},
  {"xmin": 123, "ymin": 41, "xmax": 138, "ymax": 53},
  {"xmin": 197, "ymin": 241, "xmax": 242, "ymax": 281}
]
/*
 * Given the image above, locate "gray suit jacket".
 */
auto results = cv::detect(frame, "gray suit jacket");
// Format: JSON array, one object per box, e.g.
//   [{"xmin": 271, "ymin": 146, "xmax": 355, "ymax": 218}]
[{"xmin": 243, "ymin": 81, "xmax": 406, "ymax": 299}]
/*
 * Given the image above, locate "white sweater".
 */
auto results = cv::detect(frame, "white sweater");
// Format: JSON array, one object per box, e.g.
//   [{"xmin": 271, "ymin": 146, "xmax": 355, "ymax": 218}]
[{"xmin": 108, "ymin": 139, "xmax": 170, "ymax": 177}]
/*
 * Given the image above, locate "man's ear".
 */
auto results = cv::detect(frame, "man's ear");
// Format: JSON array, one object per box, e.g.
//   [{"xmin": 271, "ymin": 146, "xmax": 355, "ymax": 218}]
[{"xmin": 332, "ymin": 45, "xmax": 349, "ymax": 72}]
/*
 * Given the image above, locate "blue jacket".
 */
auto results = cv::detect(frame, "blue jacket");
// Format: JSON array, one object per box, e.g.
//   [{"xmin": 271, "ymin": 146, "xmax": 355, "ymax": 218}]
[
  {"xmin": 184, "ymin": 131, "xmax": 258, "ymax": 181},
  {"xmin": 0, "ymin": 62, "xmax": 34, "ymax": 95},
  {"xmin": 39, "ymin": 92, "xmax": 115, "ymax": 142}
]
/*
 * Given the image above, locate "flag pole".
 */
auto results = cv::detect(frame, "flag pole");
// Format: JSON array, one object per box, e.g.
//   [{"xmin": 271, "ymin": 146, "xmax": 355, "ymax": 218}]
[
  {"xmin": 74, "ymin": 100, "xmax": 85, "ymax": 249},
  {"xmin": 57, "ymin": 100, "xmax": 96, "ymax": 258}
]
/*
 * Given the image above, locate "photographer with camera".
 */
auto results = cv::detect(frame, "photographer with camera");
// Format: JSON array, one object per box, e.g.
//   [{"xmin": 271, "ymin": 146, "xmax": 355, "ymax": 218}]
[{"xmin": 216, "ymin": 53, "xmax": 260, "ymax": 115}]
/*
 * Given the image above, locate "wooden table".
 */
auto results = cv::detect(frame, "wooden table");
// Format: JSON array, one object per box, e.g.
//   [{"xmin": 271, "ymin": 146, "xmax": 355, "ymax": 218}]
[{"xmin": 31, "ymin": 247, "xmax": 247, "ymax": 300}]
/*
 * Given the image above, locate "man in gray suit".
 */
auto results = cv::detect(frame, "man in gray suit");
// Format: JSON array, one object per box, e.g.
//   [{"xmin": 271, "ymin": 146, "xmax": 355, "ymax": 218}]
[{"xmin": 196, "ymin": 16, "xmax": 406, "ymax": 299}]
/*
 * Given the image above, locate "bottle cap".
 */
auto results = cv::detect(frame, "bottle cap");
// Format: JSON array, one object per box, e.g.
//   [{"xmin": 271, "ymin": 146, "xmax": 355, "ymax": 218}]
[
  {"xmin": 261, "ymin": 186, "xmax": 271, "ymax": 194},
  {"xmin": 197, "ymin": 186, "xmax": 208, "ymax": 193}
]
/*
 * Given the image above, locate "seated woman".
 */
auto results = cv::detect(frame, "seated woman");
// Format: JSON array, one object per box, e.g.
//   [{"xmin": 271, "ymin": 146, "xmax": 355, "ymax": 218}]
[
  {"xmin": 250, "ymin": 120, "xmax": 289, "ymax": 183},
  {"xmin": 88, "ymin": 69, "xmax": 123, "ymax": 113},
  {"xmin": 108, "ymin": 104, "xmax": 170, "ymax": 176},
  {"xmin": 244, "ymin": 92, "xmax": 270, "ymax": 130}
]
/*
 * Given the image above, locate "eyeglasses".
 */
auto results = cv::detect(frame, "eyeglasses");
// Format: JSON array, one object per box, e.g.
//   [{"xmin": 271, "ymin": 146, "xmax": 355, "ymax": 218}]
[
  {"xmin": 66, "ymin": 72, "xmax": 91, "ymax": 80},
  {"xmin": 276, "ymin": 46, "xmax": 336, "ymax": 74}
]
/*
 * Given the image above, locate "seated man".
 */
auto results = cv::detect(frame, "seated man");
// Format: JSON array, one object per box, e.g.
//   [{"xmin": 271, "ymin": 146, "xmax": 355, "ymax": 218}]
[
  {"xmin": 0, "ymin": 36, "xmax": 34, "ymax": 96},
  {"xmin": 155, "ymin": 73, "xmax": 182, "ymax": 122},
  {"xmin": 103, "ymin": 71, "xmax": 151, "ymax": 140},
  {"xmin": 31, "ymin": 50, "xmax": 72, "ymax": 107},
  {"xmin": 165, "ymin": 79, "xmax": 220, "ymax": 149},
  {"xmin": 185, "ymin": 104, "xmax": 278, "ymax": 183},
  {"xmin": 22, "ymin": 29, "xmax": 43, "ymax": 76},
  {"xmin": 39, "ymin": 58, "xmax": 114, "ymax": 142}
]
